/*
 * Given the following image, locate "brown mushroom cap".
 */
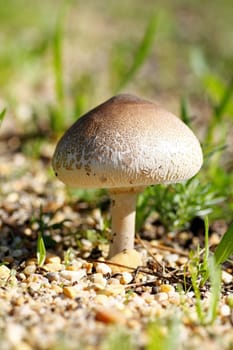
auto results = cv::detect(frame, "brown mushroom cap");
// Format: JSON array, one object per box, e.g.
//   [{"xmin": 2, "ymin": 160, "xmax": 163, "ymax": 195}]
[{"xmin": 52, "ymin": 94, "xmax": 203, "ymax": 189}]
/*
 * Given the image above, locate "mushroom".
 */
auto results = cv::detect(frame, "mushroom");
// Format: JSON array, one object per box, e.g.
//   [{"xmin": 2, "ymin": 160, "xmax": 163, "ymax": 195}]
[{"xmin": 52, "ymin": 94, "xmax": 203, "ymax": 258}]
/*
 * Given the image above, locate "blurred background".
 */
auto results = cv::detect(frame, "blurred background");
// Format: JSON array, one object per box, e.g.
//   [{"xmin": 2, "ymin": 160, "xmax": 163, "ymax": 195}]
[
  {"xmin": 0, "ymin": 0, "xmax": 233, "ymax": 225},
  {"xmin": 0, "ymin": 0, "xmax": 232, "ymax": 128}
]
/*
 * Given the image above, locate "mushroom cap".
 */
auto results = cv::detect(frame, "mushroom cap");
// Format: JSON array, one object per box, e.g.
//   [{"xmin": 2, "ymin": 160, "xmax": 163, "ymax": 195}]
[{"xmin": 52, "ymin": 94, "xmax": 203, "ymax": 189}]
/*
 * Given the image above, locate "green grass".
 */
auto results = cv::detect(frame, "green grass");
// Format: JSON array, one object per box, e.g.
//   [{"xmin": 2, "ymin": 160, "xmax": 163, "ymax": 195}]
[
  {"xmin": 0, "ymin": 108, "xmax": 6, "ymax": 126},
  {"xmin": 37, "ymin": 232, "xmax": 46, "ymax": 267},
  {"xmin": 214, "ymin": 223, "xmax": 233, "ymax": 265},
  {"xmin": 188, "ymin": 237, "xmax": 220, "ymax": 326},
  {"xmin": 33, "ymin": 206, "xmax": 69, "ymax": 266},
  {"xmin": 112, "ymin": 13, "xmax": 158, "ymax": 92},
  {"xmin": 0, "ymin": 2, "xmax": 233, "ymax": 348},
  {"xmin": 189, "ymin": 253, "xmax": 221, "ymax": 326},
  {"xmin": 136, "ymin": 176, "xmax": 223, "ymax": 232}
]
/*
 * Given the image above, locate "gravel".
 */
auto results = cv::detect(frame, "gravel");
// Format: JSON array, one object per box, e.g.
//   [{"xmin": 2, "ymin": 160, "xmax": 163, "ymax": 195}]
[{"xmin": 0, "ymin": 151, "xmax": 233, "ymax": 350}]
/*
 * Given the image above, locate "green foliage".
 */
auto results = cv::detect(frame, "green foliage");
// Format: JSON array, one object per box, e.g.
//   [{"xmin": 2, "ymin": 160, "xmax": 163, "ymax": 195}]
[
  {"xmin": 189, "ymin": 253, "xmax": 221, "ymax": 326},
  {"xmin": 180, "ymin": 96, "xmax": 192, "ymax": 127},
  {"xmin": 0, "ymin": 108, "xmax": 6, "ymax": 126},
  {"xmin": 32, "ymin": 206, "xmax": 68, "ymax": 265},
  {"xmin": 136, "ymin": 177, "xmax": 223, "ymax": 232},
  {"xmin": 49, "ymin": 4, "xmax": 67, "ymax": 133},
  {"xmin": 75, "ymin": 228, "xmax": 109, "ymax": 251},
  {"xmin": 136, "ymin": 74, "xmax": 233, "ymax": 231},
  {"xmin": 63, "ymin": 248, "xmax": 75, "ymax": 267},
  {"xmin": 188, "ymin": 218, "xmax": 222, "ymax": 325},
  {"xmin": 214, "ymin": 223, "xmax": 233, "ymax": 265},
  {"xmin": 206, "ymin": 256, "xmax": 221, "ymax": 324},
  {"xmin": 37, "ymin": 232, "xmax": 46, "ymax": 267},
  {"xmin": 67, "ymin": 188, "xmax": 106, "ymax": 204},
  {"xmin": 204, "ymin": 75, "xmax": 233, "ymax": 145},
  {"xmin": 48, "ymin": 7, "xmax": 158, "ymax": 134},
  {"xmin": 112, "ymin": 14, "xmax": 158, "ymax": 92}
]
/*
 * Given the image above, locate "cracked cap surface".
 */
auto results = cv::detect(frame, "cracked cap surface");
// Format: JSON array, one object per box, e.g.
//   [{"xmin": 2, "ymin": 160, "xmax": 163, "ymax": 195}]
[{"xmin": 52, "ymin": 94, "xmax": 203, "ymax": 189}]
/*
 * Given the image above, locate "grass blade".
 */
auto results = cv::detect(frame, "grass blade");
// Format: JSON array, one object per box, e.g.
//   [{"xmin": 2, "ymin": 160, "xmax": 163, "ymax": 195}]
[
  {"xmin": 50, "ymin": 4, "xmax": 70, "ymax": 132},
  {"xmin": 37, "ymin": 232, "xmax": 46, "ymax": 267},
  {"xmin": 200, "ymin": 216, "xmax": 210, "ymax": 286},
  {"xmin": 214, "ymin": 77, "xmax": 233, "ymax": 120},
  {"xmin": 180, "ymin": 96, "xmax": 192, "ymax": 127},
  {"xmin": 117, "ymin": 14, "xmax": 158, "ymax": 90},
  {"xmin": 0, "ymin": 108, "xmax": 6, "ymax": 125},
  {"xmin": 214, "ymin": 223, "xmax": 233, "ymax": 265},
  {"xmin": 189, "ymin": 259, "xmax": 205, "ymax": 324},
  {"xmin": 206, "ymin": 256, "xmax": 221, "ymax": 324},
  {"xmin": 53, "ymin": 9, "xmax": 65, "ymax": 108}
]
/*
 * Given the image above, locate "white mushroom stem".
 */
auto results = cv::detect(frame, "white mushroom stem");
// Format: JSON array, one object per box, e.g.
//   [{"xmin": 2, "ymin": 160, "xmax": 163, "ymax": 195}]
[{"xmin": 108, "ymin": 189, "xmax": 141, "ymax": 258}]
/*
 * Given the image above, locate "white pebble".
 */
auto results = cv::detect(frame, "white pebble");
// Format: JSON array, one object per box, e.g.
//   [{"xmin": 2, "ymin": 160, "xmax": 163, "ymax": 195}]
[
  {"xmin": 165, "ymin": 254, "xmax": 179, "ymax": 265},
  {"xmin": 0, "ymin": 265, "xmax": 11, "ymax": 279},
  {"xmin": 95, "ymin": 262, "xmax": 112, "ymax": 275},
  {"xmin": 60, "ymin": 269, "xmax": 86, "ymax": 283},
  {"xmin": 92, "ymin": 273, "xmax": 107, "ymax": 290},
  {"xmin": 120, "ymin": 272, "xmax": 133, "ymax": 285},
  {"xmin": 220, "ymin": 304, "xmax": 231, "ymax": 317},
  {"xmin": 222, "ymin": 271, "xmax": 233, "ymax": 284},
  {"xmin": 104, "ymin": 284, "xmax": 125, "ymax": 296},
  {"xmin": 81, "ymin": 238, "xmax": 93, "ymax": 251},
  {"xmin": 23, "ymin": 265, "xmax": 37, "ymax": 275}
]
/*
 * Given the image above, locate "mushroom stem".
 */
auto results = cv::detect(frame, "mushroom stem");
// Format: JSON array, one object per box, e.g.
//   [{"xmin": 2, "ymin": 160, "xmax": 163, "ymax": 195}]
[{"xmin": 108, "ymin": 190, "xmax": 140, "ymax": 258}]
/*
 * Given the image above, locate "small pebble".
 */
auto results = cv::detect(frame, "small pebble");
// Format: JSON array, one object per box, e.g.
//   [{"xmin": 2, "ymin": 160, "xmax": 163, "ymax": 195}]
[
  {"xmin": 178, "ymin": 256, "xmax": 188, "ymax": 265},
  {"xmin": 63, "ymin": 286, "xmax": 78, "ymax": 299},
  {"xmin": 42, "ymin": 263, "xmax": 63, "ymax": 272},
  {"xmin": 51, "ymin": 283, "xmax": 63, "ymax": 294},
  {"xmin": 95, "ymin": 262, "xmax": 112, "ymax": 275},
  {"xmin": 110, "ymin": 249, "xmax": 142, "ymax": 274},
  {"xmin": 0, "ymin": 265, "xmax": 11, "ymax": 280},
  {"xmin": 104, "ymin": 284, "xmax": 125, "ymax": 296},
  {"xmin": 80, "ymin": 239, "xmax": 93, "ymax": 251},
  {"xmin": 222, "ymin": 271, "xmax": 233, "ymax": 284},
  {"xmin": 209, "ymin": 233, "xmax": 220, "ymax": 245},
  {"xmin": 60, "ymin": 269, "xmax": 86, "ymax": 283},
  {"xmin": 82, "ymin": 262, "xmax": 93, "ymax": 274},
  {"xmin": 159, "ymin": 284, "xmax": 175, "ymax": 293},
  {"xmin": 120, "ymin": 272, "xmax": 133, "ymax": 285},
  {"xmin": 24, "ymin": 265, "xmax": 37, "ymax": 276},
  {"xmin": 220, "ymin": 304, "xmax": 231, "ymax": 317},
  {"xmin": 164, "ymin": 254, "xmax": 179, "ymax": 266},
  {"xmin": 46, "ymin": 272, "xmax": 60, "ymax": 282},
  {"xmin": 25, "ymin": 258, "xmax": 37, "ymax": 266},
  {"xmin": 95, "ymin": 307, "xmax": 125, "ymax": 324},
  {"xmin": 28, "ymin": 282, "xmax": 41, "ymax": 293},
  {"xmin": 92, "ymin": 273, "xmax": 107, "ymax": 290},
  {"xmin": 45, "ymin": 254, "xmax": 61, "ymax": 264}
]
